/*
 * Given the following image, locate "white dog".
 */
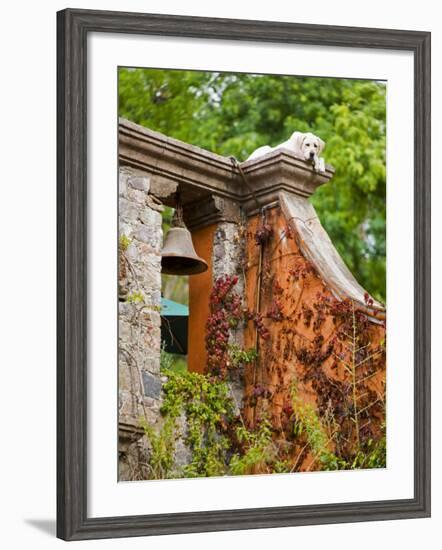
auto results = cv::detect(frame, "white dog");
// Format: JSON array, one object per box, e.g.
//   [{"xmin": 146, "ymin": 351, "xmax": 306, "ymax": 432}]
[{"xmin": 247, "ymin": 131, "xmax": 326, "ymax": 173}]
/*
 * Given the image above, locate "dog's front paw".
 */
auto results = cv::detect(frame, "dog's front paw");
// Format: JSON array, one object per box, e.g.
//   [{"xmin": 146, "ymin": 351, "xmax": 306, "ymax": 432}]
[{"xmin": 315, "ymin": 158, "xmax": 325, "ymax": 173}]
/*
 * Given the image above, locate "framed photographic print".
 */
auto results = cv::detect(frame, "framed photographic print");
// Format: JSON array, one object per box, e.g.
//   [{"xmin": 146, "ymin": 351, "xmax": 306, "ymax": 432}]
[{"xmin": 57, "ymin": 8, "xmax": 431, "ymax": 541}]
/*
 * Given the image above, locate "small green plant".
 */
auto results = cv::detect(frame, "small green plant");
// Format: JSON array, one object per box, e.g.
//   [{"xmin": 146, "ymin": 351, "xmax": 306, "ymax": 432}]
[
  {"xmin": 291, "ymin": 383, "xmax": 342, "ymax": 471},
  {"xmin": 350, "ymin": 424, "xmax": 386, "ymax": 469},
  {"xmin": 160, "ymin": 341, "xmax": 174, "ymax": 371},
  {"xmin": 160, "ymin": 369, "xmax": 235, "ymax": 477},
  {"xmin": 140, "ymin": 415, "xmax": 177, "ymax": 479},
  {"xmin": 228, "ymin": 344, "xmax": 258, "ymax": 367},
  {"xmin": 160, "ymin": 343, "xmax": 188, "ymax": 375},
  {"xmin": 166, "ymin": 356, "xmax": 188, "ymax": 375},
  {"xmin": 141, "ymin": 369, "xmax": 296, "ymax": 478},
  {"xmin": 229, "ymin": 416, "xmax": 278, "ymax": 475},
  {"xmin": 126, "ymin": 290, "xmax": 144, "ymax": 304},
  {"xmin": 119, "ymin": 234, "xmax": 131, "ymax": 251}
]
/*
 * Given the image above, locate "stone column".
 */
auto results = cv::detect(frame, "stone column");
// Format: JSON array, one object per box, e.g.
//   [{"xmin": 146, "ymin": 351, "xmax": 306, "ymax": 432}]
[
  {"xmin": 118, "ymin": 166, "xmax": 163, "ymax": 480},
  {"xmin": 212, "ymin": 220, "xmax": 247, "ymax": 414}
]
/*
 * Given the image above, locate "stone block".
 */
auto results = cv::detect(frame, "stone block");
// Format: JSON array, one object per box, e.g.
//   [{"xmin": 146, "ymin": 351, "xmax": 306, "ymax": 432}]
[
  {"xmin": 143, "ymin": 397, "xmax": 160, "ymax": 410},
  {"xmin": 133, "ymin": 225, "xmax": 161, "ymax": 248},
  {"xmin": 118, "ymin": 361, "xmax": 134, "ymax": 391},
  {"xmin": 119, "ymin": 223, "xmax": 132, "ymax": 239},
  {"xmin": 125, "ymin": 241, "xmax": 139, "ymax": 262},
  {"xmin": 119, "ymin": 198, "xmax": 139, "ymax": 223},
  {"xmin": 142, "ymin": 370, "xmax": 162, "ymax": 400},
  {"xmin": 151, "ymin": 290, "xmax": 162, "ymax": 307},
  {"xmin": 128, "ymin": 176, "xmax": 150, "ymax": 192},
  {"xmin": 139, "ymin": 207, "xmax": 162, "ymax": 229},
  {"xmin": 118, "ymin": 389, "xmax": 138, "ymax": 418},
  {"xmin": 127, "ymin": 188, "xmax": 148, "ymax": 205},
  {"xmin": 119, "ymin": 169, "xmax": 129, "ymax": 197},
  {"xmin": 142, "ymin": 354, "xmax": 160, "ymax": 375},
  {"xmin": 119, "ymin": 319, "xmax": 133, "ymax": 341},
  {"xmin": 119, "ymin": 301, "xmax": 136, "ymax": 317}
]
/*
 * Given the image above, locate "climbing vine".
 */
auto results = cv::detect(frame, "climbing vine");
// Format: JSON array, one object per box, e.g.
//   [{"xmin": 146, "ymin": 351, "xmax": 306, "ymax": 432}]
[
  {"xmin": 140, "ymin": 209, "xmax": 386, "ymax": 479},
  {"xmin": 205, "ymin": 274, "xmax": 243, "ymax": 378},
  {"xmin": 243, "ymin": 209, "xmax": 387, "ymax": 471}
]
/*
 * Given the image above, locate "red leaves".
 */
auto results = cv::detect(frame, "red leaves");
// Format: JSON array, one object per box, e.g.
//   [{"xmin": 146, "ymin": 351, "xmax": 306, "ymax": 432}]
[
  {"xmin": 301, "ymin": 304, "xmax": 314, "ymax": 327},
  {"xmin": 245, "ymin": 310, "xmax": 270, "ymax": 340},
  {"xmin": 289, "ymin": 259, "xmax": 316, "ymax": 280},
  {"xmin": 273, "ymin": 279, "xmax": 284, "ymax": 296},
  {"xmin": 364, "ymin": 292, "xmax": 374, "ymax": 307},
  {"xmin": 206, "ymin": 275, "xmax": 242, "ymax": 378},
  {"xmin": 254, "ymin": 222, "xmax": 273, "ymax": 246},
  {"xmin": 282, "ymin": 402, "xmax": 294, "ymax": 417},
  {"xmin": 266, "ymin": 298, "xmax": 284, "ymax": 321}
]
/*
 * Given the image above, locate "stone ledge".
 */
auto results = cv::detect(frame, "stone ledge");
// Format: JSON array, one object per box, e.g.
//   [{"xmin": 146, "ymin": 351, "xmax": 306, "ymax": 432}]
[
  {"xmin": 119, "ymin": 118, "xmax": 335, "ymax": 227},
  {"xmin": 240, "ymin": 149, "xmax": 334, "ymax": 214},
  {"xmin": 119, "ymin": 118, "xmax": 238, "ymax": 206},
  {"xmin": 118, "ymin": 420, "xmax": 145, "ymax": 453}
]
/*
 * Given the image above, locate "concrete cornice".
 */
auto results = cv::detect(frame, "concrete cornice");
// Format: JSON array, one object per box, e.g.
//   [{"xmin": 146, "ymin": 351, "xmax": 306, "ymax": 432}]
[
  {"xmin": 118, "ymin": 119, "xmax": 335, "ymax": 223},
  {"xmin": 119, "ymin": 118, "xmax": 239, "ymax": 205},
  {"xmin": 240, "ymin": 150, "xmax": 334, "ymax": 215}
]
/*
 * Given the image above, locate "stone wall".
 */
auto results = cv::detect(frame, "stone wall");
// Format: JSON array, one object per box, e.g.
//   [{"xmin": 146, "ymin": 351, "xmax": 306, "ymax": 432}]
[
  {"xmin": 117, "ymin": 169, "xmax": 249, "ymax": 478},
  {"xmin": 118, "ymin": 166, "xmax": 164, "ymax": 480}
]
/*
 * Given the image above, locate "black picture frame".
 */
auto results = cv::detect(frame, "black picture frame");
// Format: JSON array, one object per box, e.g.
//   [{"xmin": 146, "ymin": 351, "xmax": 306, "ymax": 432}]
[{"xmin": 57, "ymin": 8, "xmax": 431, "ymax": 541}]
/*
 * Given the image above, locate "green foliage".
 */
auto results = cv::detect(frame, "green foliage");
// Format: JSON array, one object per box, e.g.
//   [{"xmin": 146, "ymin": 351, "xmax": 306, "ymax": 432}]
[
  {"xmin": 228, "ymin": 344, "xmax": 258, "ymax": 367},
  {"xmin": 140, "ymin": 415, "xmax": 177, "ymax": 479},
  {"xmin": 161, "ymin": 206, "xmax": 175, "ymax": 234},
  {"xmin": 119, "ymin": 69, "xmax": 386, "ymax": 300},
  {"xmin": 160, "ymin": 369, "xmax": 234, "ymax": 477},
  {"xmin": 119, "ymin": 234, "xmax": 131, "ymax": 251},
  {"xmin": 291, "ymin": 384, "xmax": 343, "ymax": 471},
  {"xmin": 141, "ymin": 370, "xmax": 291, "ymax": 478},
  {"xmin": 160, "ymin": 342, "xmax": 188, "ymax": 375},
  {"xmin": 141, "ymin": 368, "xmax": 385, "ymax": 478},
  {"xmin": 162, "ymin": 274, "xmax": 189, "ymax": 306},
  {"xmin": 290, "ymin": 378, "xmax": 385, "ymax": 471},
  {"xmin": 229, "ymin": 417, "xmax": 278, "ymax": 475},
  {"xmin": 126, "ymin": 290, "xmax": 144, "ymax": 304},
  {"xmin": 350, "ymin": 425, "xmax": 386, "ymax": 469}
]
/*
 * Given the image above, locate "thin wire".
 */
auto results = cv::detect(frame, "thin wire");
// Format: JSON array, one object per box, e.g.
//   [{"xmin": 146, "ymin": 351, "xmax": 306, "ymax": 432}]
[{"xmin": 229, "ymin": 156, "xmax": 262, "ymax": 211}]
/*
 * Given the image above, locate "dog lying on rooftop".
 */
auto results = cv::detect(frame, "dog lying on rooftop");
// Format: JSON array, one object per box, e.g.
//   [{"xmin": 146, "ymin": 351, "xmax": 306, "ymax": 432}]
[{"xmin": 247, "ymin": 131, "xmax": 326, "ymax": 173}]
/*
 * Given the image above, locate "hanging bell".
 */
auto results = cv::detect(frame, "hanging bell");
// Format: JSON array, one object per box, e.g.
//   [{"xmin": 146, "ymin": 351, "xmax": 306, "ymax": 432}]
[{"xmin": 161, "ymin": 200, "xmax": 208, "ymax": 276}]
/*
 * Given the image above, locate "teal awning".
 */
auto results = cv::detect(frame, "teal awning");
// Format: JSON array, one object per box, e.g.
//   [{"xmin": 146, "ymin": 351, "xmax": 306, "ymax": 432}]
[
  {"xmin": 161, "ymin": 298, "xmax": 189, "ymax": 317},
  {"xmin": 160, "ymin": 298, "xmax": 189, "ymax": 355}
]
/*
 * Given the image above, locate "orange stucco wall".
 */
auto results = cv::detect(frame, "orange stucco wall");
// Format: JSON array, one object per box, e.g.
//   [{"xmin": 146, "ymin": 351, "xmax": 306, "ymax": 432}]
[
  {"xmin": 188, "ymin": 224, "xmax": 216, "ymax": 374},
  {"xmin": 186, "ymin": 206, "xmax": 386, "ymax": 472},
  {"xmin": 243, "ymin": 206, "xmax": 386, "ymax": 470}
]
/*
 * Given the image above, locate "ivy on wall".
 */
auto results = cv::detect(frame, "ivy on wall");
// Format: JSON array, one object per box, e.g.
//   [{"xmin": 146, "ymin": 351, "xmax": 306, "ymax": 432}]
[{"xmin": 140, "ymin": 273, "xmax": 386, "ymax": 479}]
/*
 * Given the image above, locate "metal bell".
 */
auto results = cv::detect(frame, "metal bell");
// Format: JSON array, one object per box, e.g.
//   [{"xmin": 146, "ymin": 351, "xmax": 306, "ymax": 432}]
[
  {"xmin": 161, "ymin": 199, "xmax": 208, "ymax": 276},
  {"xmin": 161, "ymin": 227, "xmax": 208, "ymax": 275}
]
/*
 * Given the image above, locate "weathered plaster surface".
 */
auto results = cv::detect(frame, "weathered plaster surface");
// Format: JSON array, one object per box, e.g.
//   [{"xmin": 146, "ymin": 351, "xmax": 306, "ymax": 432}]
[{"xmin": 243, "ymin": 207, "xmax": 386, "ymax": 470}]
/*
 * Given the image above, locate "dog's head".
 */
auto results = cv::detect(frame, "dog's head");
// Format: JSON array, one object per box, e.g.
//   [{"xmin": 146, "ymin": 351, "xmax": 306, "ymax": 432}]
[{"xmin": 292, "ymin": 132, "xmax": 325, "ymax": 162}]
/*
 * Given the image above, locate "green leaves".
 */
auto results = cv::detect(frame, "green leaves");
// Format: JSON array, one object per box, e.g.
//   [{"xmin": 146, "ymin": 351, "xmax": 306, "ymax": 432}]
[
  {"xmin": 157, "ymin": 369, "xmax": 235, "ymax": 477},
  {"xmin": 291, "ymin": 384, "xmax": 340, "ymax": 471},
  {"xmin": 126, "ymin": 290, "xmax": 144, "ymax": 304},
  {"xmin": 228, "ymin": 344, "xmax": 258, "ymax": 367},
  {"xmin": 229, "ymin": 416, "xmax": 277, "ymax": 476}
]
